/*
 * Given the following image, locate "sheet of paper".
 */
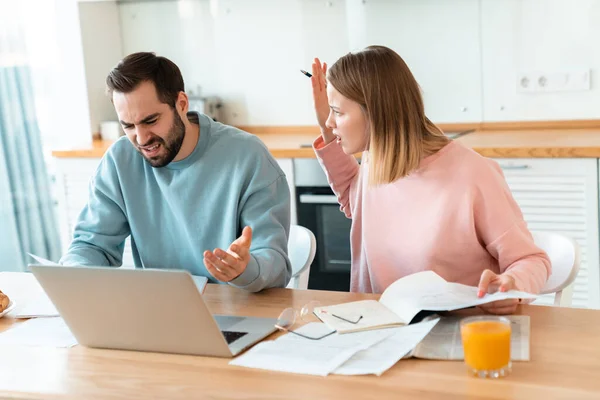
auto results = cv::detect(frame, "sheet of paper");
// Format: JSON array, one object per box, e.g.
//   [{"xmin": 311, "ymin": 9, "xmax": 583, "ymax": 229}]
[
  {"xmin": 333, "ymin": 318, "xmax": 440, "ymax": 376},
  {"xmin": 192, "ymin": 276, "xmax": 208, "ymax": 294},
  {"xmin": 229, "ymin": 323, "xmax": 396, "ymax": 376},
  {"xmin": 379, "ymin": 271, "xmax": 537, "ymax": 323},
  {"xmin": 230, "ymin": 340, "xmax": 360, "ymax": 376},
  {"xmin": 0, "ymin": 317, "xmax": 77, "ymax": 348},
  {"xmin": 378, "ymin": 272, "xmax": 449, "ymax": 323},
  {"xmin": 379, "ymin": 271, "xmax": 448, "ymax": 303},
  {"xmin": 0, "ymin": 272, "xmax": 59, "ymax": 318},
  {"xmin": 411, "ymin": 315, "xmax": 530, "ymax": 361},
  {"xmin": 415, "ymin": 283, "xmax": 537, "ymax": 312},
  {"xmin": 27, "ymin": 253, "xmax": 60, "ymax": 266},
  {"xmin": 11, "ymin": 293, "xmax": 60, "ymax": 318}
]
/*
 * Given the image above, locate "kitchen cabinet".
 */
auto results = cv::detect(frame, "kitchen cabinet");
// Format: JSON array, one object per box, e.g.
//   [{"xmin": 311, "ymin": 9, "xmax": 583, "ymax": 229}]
[
  {"xmin": 275, "ymin": 158, "xmax": 296, "ymax": 225},
  {"xmin": 54, "ymin": 158, "xmax": 136, "ymax": 267},
  {"xmin": 494, "ymin": 158, "xmax": 600, "ymax": 309},
  {"xmin": 53, "ymin": 157, "xmax": 297, "ymax": 267}
]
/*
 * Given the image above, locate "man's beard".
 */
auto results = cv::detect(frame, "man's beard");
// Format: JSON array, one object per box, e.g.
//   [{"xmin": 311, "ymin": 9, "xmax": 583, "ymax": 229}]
[{"xmin": 137, "ymin": 111, "xmax": 185, "ymax": 168}]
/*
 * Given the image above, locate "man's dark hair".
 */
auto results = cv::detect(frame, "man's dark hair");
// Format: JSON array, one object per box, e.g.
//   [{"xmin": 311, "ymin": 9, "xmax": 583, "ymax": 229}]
[{"xmin": 106, "ymin": 52, "xmax": 184, "ymax": 108}]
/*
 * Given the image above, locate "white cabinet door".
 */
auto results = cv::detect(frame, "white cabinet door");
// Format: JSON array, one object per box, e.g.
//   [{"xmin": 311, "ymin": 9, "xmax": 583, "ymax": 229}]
[
  {"xmin": 54, "ymin": 158, "xmax": 135, "ymax": 268},
  {"xmin": 494, "ymin": 158, "xmax": 599, "ymax": 309},
  {"xmin": 276, "ymin": 158, "xmax": 297, "ymax": 225}
]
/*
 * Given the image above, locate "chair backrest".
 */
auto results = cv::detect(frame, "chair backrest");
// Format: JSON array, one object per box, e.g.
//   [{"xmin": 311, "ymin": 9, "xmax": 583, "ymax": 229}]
[
  {"xmin": 532, "ymin": 231, "xmax": 580, "ymax": 307},
  {"xmin": 286, "ymin": 225, "xmax": 317, "ymax": 290}
]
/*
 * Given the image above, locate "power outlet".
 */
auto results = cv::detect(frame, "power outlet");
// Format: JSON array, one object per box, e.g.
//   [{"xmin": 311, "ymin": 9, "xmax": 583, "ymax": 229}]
[{"xmin": 517, "ymin": 69, "xmax": 591, "ymax": 93}]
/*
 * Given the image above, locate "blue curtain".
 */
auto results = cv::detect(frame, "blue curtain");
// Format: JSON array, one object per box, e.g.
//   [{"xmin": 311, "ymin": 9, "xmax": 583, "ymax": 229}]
[{"xmin": 0, "ymin": 65, "xmax": 61, "ymax": 271}]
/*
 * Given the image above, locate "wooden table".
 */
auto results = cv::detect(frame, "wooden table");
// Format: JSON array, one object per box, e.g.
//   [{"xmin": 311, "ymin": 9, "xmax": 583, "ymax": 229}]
[{"xmin": 1, "ymin": 284, "xmax": 599, "ymax": 399}]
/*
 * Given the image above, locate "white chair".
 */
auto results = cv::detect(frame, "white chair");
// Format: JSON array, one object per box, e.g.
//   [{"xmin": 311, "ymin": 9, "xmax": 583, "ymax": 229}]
[
  {"xmin": 532, "ymin": 231, "xmax": 581, "ymax": 307},
  {"xmin": 286, "ymin": 225, "xmax": 317, "ymax": 290}
]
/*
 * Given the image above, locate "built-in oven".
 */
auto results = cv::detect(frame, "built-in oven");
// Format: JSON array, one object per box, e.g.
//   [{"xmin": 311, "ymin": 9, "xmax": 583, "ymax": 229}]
[{"xmin": 293, "ymin": 159, "xmax": 353, "ymax": 291}]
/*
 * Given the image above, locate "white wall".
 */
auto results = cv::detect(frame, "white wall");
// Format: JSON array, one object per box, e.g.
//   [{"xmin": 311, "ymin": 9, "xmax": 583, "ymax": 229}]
[
  {"xmin": 82, "ymin": 0, "xmax": 600, "ymax": 126},
  {"xmin": 79, "ymin": 1, "xmax": 124, "ymax": 134},
  {"xmin": 481, "ymin": 0, "xmax": 600, "ymax": 121},
  {"xmin": 359, "ymin": 0, "xmax": 483, "ymax": 123},
  {"xmin": 119, "ymin": 1, "xmax": 219, "ymax": 116}
]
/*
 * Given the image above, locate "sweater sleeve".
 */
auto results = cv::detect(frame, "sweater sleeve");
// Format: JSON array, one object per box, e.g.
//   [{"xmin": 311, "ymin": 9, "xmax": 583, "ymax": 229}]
[
  {"xmin": 228, "ymin": 174, "xmax": 292, "ymax": 292},
  {"xmin": 226, "ymin": 136, "xmax": 292, "ymax": 292},
  {"xmin": 313, "ymin": 136, "xmax": 360, "ymax": 218},
  {"xmin": 474, "ymin": 162, "xmax": 552, "ymax": 294}
]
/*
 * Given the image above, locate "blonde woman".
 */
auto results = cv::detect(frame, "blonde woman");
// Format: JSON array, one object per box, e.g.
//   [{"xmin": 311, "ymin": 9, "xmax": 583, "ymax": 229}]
[{"xmin": 309, "ymin": 45, "xmax": 550, "ymax": 315}]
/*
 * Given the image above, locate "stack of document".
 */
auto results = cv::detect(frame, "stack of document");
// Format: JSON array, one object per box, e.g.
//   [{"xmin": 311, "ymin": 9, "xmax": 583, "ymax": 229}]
[
  {"xmin": 231, "ymin": 271, "xmax": 535, "ymax": 376},
  {"xmin": 230, "ymin": 319, "xmax": 440, "ymax": 376},
  {"xmin": 407, "ymin": 315, "xmax": 530, "ymax": 361},
  {"xmin": 230, "ymin": 314, "xmax": 531, "ymax": 376}
]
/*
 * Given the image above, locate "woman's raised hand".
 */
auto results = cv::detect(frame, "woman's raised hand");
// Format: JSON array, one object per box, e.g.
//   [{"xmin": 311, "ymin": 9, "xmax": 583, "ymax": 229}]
[{"xmin": 311, "ymin": 58, "xmax": 335, "ymax": 143}]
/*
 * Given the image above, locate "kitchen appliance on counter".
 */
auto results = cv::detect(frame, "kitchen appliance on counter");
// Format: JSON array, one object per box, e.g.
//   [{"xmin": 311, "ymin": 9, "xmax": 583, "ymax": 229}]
[{"xmin": 188, "ymin": 95, "xmax": 223, "ymax": 122}]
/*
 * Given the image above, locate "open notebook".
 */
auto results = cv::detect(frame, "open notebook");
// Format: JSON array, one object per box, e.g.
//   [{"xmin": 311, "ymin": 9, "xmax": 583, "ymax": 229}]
[{"xmin": 313, "ymin": 271, "xmax": 536, "ymax": 334}]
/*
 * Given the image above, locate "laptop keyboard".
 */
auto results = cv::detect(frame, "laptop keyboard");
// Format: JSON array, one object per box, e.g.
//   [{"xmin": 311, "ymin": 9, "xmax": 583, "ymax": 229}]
[{"xmin": 222, "ymin": 330, "xmax": 248, "ymax": 344}]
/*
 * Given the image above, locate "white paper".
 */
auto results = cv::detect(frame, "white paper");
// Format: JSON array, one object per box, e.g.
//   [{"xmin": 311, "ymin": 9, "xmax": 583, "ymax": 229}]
[
  {"xmin": 379, "ymin": 271, "xmax": 537, "ymax": 323},
  {"xmin": 333, "ymin": 318, "xmax": 440, "ymax": 376},
  {"xmin": 230, "ymin": 340, "xmax": 360, "ymax": 376},
  {"xmin": 27, "ymin": 253, "xmax": 60, "ymax": 266},
  {"xmin": 414, "ymin": 283, "xmax": 536, "ymax": 312},
  {"xmin": 11, "ymin": 294, "xmax": 60, "ymax": 318},
  {"xmin": 0, "ymin": 272, "xmax": 59, "ymax": 318},
  {"xmin": 0, "ymin": 317, "xmax": 77, "ymax": 348},
  {"xmin": 229, "ymin": 323, "xmax": 396, "ymax": 376},
  {"xmin": 278, "ymin": 323, "xmax": 395, "ymax": 349},
  {"xmin": 313, "ymin": 299, "xmax": 404, "ymax": 334},
  {"xmin": 192, "ymin": 276, "xmax": 208, "ymax": 294},
  {"xmin": 411, "ymin": 315, "xmax": 530, "ymax": 361}
]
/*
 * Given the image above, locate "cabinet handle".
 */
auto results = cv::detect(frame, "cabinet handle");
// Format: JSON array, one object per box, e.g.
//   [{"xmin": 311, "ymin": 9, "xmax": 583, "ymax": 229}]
[{"xmin": 499, "ymin": 164, "xmax": 531, "ymax": 170}]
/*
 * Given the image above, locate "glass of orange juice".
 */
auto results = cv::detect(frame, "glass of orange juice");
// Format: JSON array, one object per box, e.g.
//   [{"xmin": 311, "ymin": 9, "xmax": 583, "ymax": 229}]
[{"xmin": 460, "ymin": 316, "xmax": 511, "ymax": 378}]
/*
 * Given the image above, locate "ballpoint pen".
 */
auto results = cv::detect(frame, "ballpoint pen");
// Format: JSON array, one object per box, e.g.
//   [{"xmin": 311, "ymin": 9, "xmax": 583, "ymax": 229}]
[{"xmin": 300, "ymin": 69, "xmax": 312, "ymax": 78}]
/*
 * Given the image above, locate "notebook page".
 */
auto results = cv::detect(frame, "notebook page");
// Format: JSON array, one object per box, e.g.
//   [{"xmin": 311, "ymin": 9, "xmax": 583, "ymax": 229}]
[
  {"xmin": 314, "ymin": 300, "xmax": 404, "ymax": 333},
  {"xmin": 378, "ymin": 271, "xmax": 537, "ymax": 322}
]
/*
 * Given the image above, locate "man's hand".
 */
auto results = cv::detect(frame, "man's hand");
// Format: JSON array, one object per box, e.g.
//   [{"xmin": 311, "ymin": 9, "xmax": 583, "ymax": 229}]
[
  {"xmin": 476, "ymin": 269, "xmax": 521, "ymax": 315},
  {"xmin": 204, "ymin": 226, "xmax": 252, "ymax": 282}
]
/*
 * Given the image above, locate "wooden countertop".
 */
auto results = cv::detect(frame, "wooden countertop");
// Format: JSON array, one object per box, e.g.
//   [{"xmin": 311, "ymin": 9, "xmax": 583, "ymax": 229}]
[
  {"xmin": 51, "ymin": 128, "xmax": 600, "ymax": 159},
  {"xmin": 2, "ymin": 284, "xmax": 600, "ymax": 399}
]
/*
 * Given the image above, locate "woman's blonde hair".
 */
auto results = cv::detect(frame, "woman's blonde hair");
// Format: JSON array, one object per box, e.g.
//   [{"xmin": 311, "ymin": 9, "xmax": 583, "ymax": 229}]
[{"xmin": 328, "ymin": 45, "xmax": 448, "ymax": 185}]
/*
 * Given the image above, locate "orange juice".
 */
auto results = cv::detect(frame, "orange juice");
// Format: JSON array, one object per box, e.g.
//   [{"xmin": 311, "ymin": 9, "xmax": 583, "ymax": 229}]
[{"xmin": 460, "ymin": 317, "xmax": 511, "ymax": 373}]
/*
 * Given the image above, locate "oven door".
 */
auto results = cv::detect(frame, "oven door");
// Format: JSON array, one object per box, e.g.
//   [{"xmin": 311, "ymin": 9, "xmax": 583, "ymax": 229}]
[{"xmin": 296, "ymin": 187, "xmax": 352, "ymax": 291}]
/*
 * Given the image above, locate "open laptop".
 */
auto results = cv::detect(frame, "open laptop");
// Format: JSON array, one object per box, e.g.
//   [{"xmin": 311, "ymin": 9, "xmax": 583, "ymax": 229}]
[{"xmin": 29, "ymin": 265, "xmax": 278, "ymax": 357}]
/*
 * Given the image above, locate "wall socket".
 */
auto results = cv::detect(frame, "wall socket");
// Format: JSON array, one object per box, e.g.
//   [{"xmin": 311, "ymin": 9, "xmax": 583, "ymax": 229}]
[{"xmin": 517, "ymin": 69, "xmax": 591, "ymax": 93}]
